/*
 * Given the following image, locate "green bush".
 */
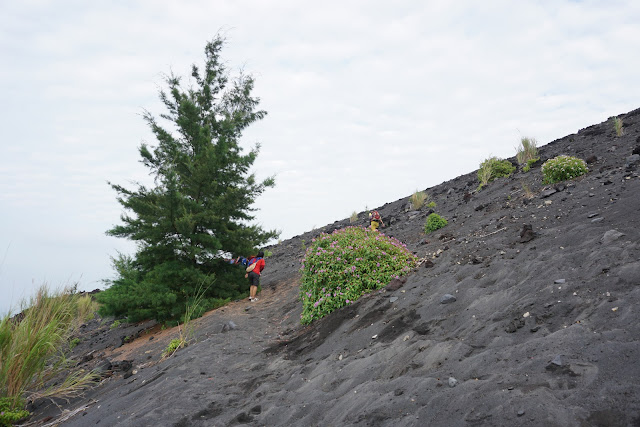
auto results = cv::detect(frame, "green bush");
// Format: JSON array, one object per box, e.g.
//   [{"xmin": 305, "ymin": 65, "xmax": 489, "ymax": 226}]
[
  {"xmin": 477, "ymin": 157, "xmax": 516, "ymax": 189},
  {"xmin": 299, "ymin": 227, "xmax": 416, "ymax": 324},
  {"xmin": 424, "ymin": 213, "xmax": 448, "ymax": 234},
  {"xmin": 0, "ymin": 397, "xmax": 29, "ymax": 426},
  {"xmin": 541, "ymin": 155, "xmax": 588, "ymax": 184}
]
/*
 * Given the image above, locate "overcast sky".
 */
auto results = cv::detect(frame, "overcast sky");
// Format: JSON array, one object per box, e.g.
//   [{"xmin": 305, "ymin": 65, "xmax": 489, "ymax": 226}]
[{"xmin": 1, "ymin": 1, "xmax": 638, "ymax": 314}]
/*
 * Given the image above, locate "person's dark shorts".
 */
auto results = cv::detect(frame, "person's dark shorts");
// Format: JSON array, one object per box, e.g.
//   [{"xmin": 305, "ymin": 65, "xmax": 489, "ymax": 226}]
[{"xmin": 248, "ymin": 271, "xmax": 260, "ymax": 287}]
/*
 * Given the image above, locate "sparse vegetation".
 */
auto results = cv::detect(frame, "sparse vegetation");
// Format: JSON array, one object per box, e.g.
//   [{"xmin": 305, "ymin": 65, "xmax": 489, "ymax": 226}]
[
  {"xmin": 0, "ymin": 286, "xmax": 99, "ymax": 421},
  {"xmin": 109, "ymin": 320, "xmax": 122, "ymax": 330},
  {"xmin": 0, "ymin": 397, "xmax": 30, "ymax": 426},
  {"xmin": 427, "ymin": 201, "xmax": 437, "ymax": 209},
  {"xmin": 409, "ymin": 190, "xmax": 428, "ymax": 210},
  {"xmin": 424, "ymin": 213, "xmax": 448, "ymax": 234},
  {"xmin": 477, "ymin": 157, "xmax": 516, "ymax": 189},
  {"xmin": 299, "ymin": 227, "xmax": 416, "ymax": 324},
  {"xmin": 69, "ymin": 338, "xmax": 81, "ymax": 349},
  {"xmin": 516, "ymin": 137, "xmax": 540, "ymax": 172},
  {"xmin": 613, "ymin": 117, "xmax": 624, "ymax": 137},
  {"xmin": 162, "ymin": 284, "xmax": 208, "ymax": 358},
  {"xmin": 350, "ymin": 211, "xmax": 358, "ymax": 223},
  {"xmin": 541, "ymin": 155, "xmax": 589, "ymax": 184},
  {"xmin": 521, "ymin": 181, "xmax": 534, "ymax": 198}
]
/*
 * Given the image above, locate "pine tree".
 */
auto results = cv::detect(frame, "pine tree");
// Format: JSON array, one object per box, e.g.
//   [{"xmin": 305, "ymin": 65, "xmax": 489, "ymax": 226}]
[{"xmin": 98, "ymin": 37, "xmax": 278, "ymax": 322}]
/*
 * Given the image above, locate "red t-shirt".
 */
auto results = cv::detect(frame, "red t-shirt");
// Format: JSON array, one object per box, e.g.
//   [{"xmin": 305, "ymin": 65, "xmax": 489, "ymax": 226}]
[{"xmin": 253, "ymin": 258, "xmax": 265, "ymax": 275}]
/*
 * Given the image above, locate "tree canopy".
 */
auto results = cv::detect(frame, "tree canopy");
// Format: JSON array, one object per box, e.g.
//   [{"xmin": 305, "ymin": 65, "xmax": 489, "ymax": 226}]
[{"xmin": 98, "ymin": 36, "xmax": 278, "ymax": 322}]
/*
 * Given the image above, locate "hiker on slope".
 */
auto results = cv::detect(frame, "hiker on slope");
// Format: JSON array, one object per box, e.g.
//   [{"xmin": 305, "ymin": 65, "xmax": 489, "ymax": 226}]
[
  {"xmin": 369, "ymin": 210, "xmax": 385, "ymax": 231},
  {"xmin": 244, "ymin": 251, "xmax": 265, "ymax": 302}
]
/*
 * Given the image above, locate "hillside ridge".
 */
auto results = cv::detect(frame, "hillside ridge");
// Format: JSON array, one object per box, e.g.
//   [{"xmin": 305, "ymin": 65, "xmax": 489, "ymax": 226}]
[{"xmin": 32, "ymin": 108, "xmax": 640, "ymax": 427}]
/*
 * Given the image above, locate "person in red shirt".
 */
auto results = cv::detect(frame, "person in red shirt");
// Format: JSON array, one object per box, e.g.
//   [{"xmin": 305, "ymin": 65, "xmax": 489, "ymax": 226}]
[{"xmin": 245, "ymin": 251, "xmax": 265, "ymax": 302}]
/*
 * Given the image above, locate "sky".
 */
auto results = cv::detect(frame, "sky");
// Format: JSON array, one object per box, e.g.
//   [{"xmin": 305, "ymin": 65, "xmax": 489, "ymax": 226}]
[{"xmin": 1, "ymin": 0, "xmax": 639, "ymax": 314}]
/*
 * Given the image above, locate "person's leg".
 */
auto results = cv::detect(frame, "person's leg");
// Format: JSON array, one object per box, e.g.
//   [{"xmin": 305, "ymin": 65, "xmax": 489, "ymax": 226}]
[{"xmin": 250, "ymin": 285, "xmax": 257, "ymax": 299}]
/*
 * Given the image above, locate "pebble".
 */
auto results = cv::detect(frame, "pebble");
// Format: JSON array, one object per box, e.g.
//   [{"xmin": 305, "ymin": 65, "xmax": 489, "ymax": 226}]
[
  {"xmin": 554, "ymin": 279, "xmax": 566, "ymax": 284},
  {"xmin": 587, "ymin": 213, "xmax": 599, "ymax": 218},
  {"xmin": 591, "ymin": 217, "xmax": 604, "ymax": 223},
  {"xmin": 517, "ymin": 410, "xmax": 525, "ymax": 417},
  {"xmin": 389, "ymin": 297, "xmax": 399, "ymax": 303},
  {"xmin": 448, "ymin": 377, "xmax": 458, "ymax": 387},
  {"xmin": 551, "ymin": 355, "xmax": 564, "ymax": 366},
  {"xmin": 440, "ymin": 294, "xmax": 457, "ymax": 304}
]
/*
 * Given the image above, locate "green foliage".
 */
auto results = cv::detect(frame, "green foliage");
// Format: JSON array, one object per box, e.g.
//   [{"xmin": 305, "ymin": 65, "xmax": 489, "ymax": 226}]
[
  {"xmin": 0, "ymin": 397, "xmax": 29, "ymax": 426},
  {"xmin": 613, "ymin": 117, "xmax": 624, "ymax": 137},
  {"xmin": 410, "ymin": 190, "xmax": 428, "ymax": 210},
  {"xmin": 424, "ymin": 213, "xmax": 448, "ymax": 234},
  {"xmin": 0, "ymin": 286, "xmax": 98, "ymax": 416},
  {"xmin": 516, "ymin": 137, "xmax": 539, "ymax": 171},
  {"xmin": 109, "ymin": 320, "xmax": 122, "ymax": 330},
  {"xmin": 477, "ymin": 157, "xmax": 516, "ymax": 189},
  {"xmin": 69, "ymin": 338, "xmax": 80, "ymax": 349},
  {"xmin": 299, "ymin": 227, "xmax": 416, "ymax": 324},
  {"xmin": 100, "ymin": 36, "xmax": 278, "ymax": 323},
  {"xmin": 163, "ymin": 338, "xmax": 184, "ymax": 358},
  {"xmin": 426, "ymin": 201, "xmax": 436, "ymax": 209},
  {"xmin": 541, "ymin": 155, "xmax": 589, "ymax": 184}
]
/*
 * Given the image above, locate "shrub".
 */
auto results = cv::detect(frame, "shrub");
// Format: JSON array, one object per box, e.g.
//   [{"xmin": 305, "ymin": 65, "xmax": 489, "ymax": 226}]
[
  {"xmin": 613, "ymin": 117, "xmax": 624, "ymax": 137},
  {"xmin": 477, "ymin": 157, "xmax": 516, "ymax": 189},
  {"xmin": 409, "ymin": 190, "xmax": 428, "ymax": 210},
  {"xmin": 349, "ymin": 211, "xmax": 358, "ymax": 223},
  {"xmin": 426, "ymin": 201, "xmax": 437, "ymax": 209},
  {"xmin": 299, "ymin": 227, "xmax": 416, "ymax": 324},
  {"xmin": 424, "ymin": 213, "xmax": 448, "ymax": 234},
  {"xmin": 516, "ymin": 137, "xmax": 539, "ymax": 171},
  {"xmin": 541, "ymin": 155, "xmax": 588, "ymax": 184}
]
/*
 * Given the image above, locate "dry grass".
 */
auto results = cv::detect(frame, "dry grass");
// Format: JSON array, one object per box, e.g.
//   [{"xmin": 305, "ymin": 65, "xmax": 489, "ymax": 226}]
[
  {"xmin": 613, "ymin": 117, "xmax": 624, "ymax": 137},
  {"xmin": 410, "ymin": 190, "xmax": 428, "ymax": 210},
  {"xmin": 0, "ymin": 286, "xmax": 98, "ymax": 410},
  {"xmin": 516, "ymin": 137, "xmax": 539, "ymax": 169},
  {"xmin": 349, "ymin": 211, "xmax": 358, "ymax": 223}
]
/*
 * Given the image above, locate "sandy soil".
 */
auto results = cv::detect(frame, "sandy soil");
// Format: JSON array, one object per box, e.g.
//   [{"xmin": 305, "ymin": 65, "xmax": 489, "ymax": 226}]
[{"xmin": 27, "ymin": 108, "xmax": 640, "ymax": 426}]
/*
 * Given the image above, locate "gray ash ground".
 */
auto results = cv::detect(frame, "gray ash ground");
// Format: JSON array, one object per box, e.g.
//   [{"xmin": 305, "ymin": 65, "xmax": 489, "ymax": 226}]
[{"xmin": 31, "ymin": 109, "xmax": 640, "ymax": 426}]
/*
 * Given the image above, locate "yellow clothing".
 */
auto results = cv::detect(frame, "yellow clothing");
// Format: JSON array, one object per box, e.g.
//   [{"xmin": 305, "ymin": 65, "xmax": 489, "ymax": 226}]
[{"xmin": 370, "ymin": 220, "xmax": 380, "ymax": 230}]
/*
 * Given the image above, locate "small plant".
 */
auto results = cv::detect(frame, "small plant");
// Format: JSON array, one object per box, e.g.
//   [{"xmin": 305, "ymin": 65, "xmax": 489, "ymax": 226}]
[
  {"xmin": 109, "ymin": 320, "xmax": 122, "ymax": 330},
  {"xmin": 521, "ymin": 181, "xmax": 534, "ymax": 198},
  {"xmin": 541, "ymin": 155, "xmax": 589, "ymax": 184},
  {"xmin": 409, "ymin": 190, "xmax": 428, "ymax": 210},
  {"xmin": 350, "ymin": 211, "xmax": 358, "ymax": 223},
  {"xmin": 613, "ymin": 117, "xmax": 624, "ymax": 137},
  {"xmin": 161, "ymin": 283, "xmax": 208, "ymax": 358},
  {"xmin": 477, "ymin": 157, "xmax": 515, "ymax": 189},
  {"xmin": 263, "ymin": 249, "xmax": 273, "ymax": 257},
  {"xmin": 516, "ymin": 137, "xmax": 539, "ymax": 171},
  {"xmin": 162, "ymin": 338, "xmax": 185, "ymax": 358},
  {"xmin": 0, "ymin": 397, "xmax": 30, "ymax": 426},
  {"xmin": 69, "ymin": 338, "xmax": 81, "ymax": 349},
  {"xmin": 299, "ymin": 227, "xmax": 416, "ymax": 324},
  {"xmin": 426, "ymin": 201, "xmax": 436, "ymax": 209},
  {"xmin": 424, "ymin": 213, "xmax": 448, "ymax": 234}
]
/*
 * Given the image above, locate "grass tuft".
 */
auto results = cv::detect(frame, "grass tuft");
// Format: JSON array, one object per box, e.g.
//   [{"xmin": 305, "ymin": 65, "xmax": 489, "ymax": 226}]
[
  {"xmin": 516, "ymin": 137, "xmax": 540, "ymax": 172},
  {"xmin": 0, "ymin": 285, "xmax": 99, "ymax": 418},
  {"xmin": 613, "ymin": 117, "xmax": 624, "ymax": 137},
  {"xmin": 409, "ymin": 190, "xmax": 428, "ymax": 210}
]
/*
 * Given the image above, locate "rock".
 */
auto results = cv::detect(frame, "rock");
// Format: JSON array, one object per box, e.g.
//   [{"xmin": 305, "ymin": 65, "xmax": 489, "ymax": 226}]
[
  {"xmin": 389, "ymin": 297, "xmax": 399, "ymax": 303},
  {"xmin": 519, "ymin": 224, "xmax": 536, "ymax": 243},
  {"xmin": 448, "ymin": 377, "xmax": 458, "ymax": 387},
  {"xmin": 440, "ymin": 294, "xmax": 457, "ymax": 304},
  {"xmin": 625, "ymin": 154, "xmax": 640, "ymax": 169},
  {"xmin": 602, "ymin": 229, "xmax": 625, "ymax": 244},
  {"xmin": 517, "ymin": 410, "xmax": 525, "ymax": 417},
  {"xmin": 530, "ymin": 326, "xmax": 541, "ymax": 333},
  {"xmin": 586, "ymin": 155, "xmax": 598, "ymax": 164},
  {"xmin": 505, "ymin": 318, "xmax": 525, "ymax": 333},
  {"xmin": 386, "ymin": 277, "xmax": 407, "ymax": 291},
  {"xmin": 422, "ymin": 259, "xmax": 434, "ymax": 268},
  {"xmin": 551, "ymin": 355, "xmax": 564, "ymax": 366},
  {"xmin": 591, "ymin": 217, "xmax": 604, "ymax": 223},
  {"xmin": 554, "ymin": 279, "xmax": 566, "ymax": 284},
  {"xmin": 587, "ymin": 213, "xmax": 599, "ymax": 218},
  {"xmin": 221, "ymin": 321, "xmax": 237, "ymax": 333},
  {"xmin": 540, "ymin": 188, "xmax": 557, "ymax": 198}
]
